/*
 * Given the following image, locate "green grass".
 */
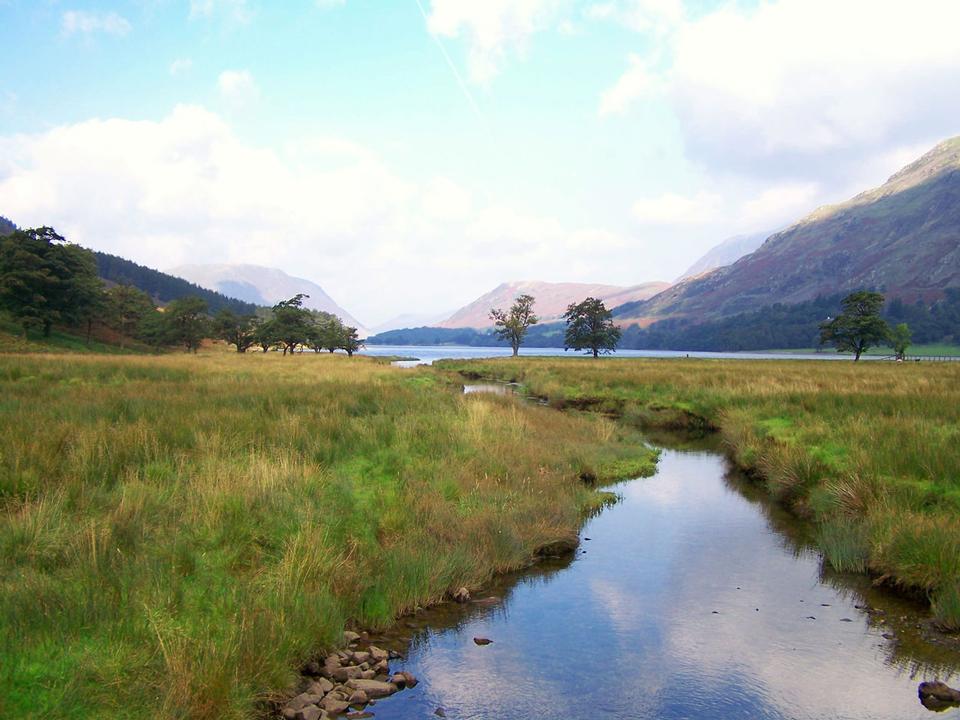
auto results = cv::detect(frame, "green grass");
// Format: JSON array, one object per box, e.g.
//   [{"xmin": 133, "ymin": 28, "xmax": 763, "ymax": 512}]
[
  {"xmin": 0, "ymin": 352, "xmax": 655, "ymax": 719},
  {"xmin": 0, "ymin": 316, "xmax": 145, "ymax": 355},
  {"xmin": 437, "ymin": 356, "xmax": 960, "ymax": 629},
  {"xmin": 762, "ymin": 343, "xmax": 960, "ymax": 357}
]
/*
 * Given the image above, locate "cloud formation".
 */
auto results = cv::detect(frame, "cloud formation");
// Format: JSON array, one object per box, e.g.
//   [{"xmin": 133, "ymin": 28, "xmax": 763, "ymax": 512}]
[
  {"xmin": 217, "ymin": 70, "xmax": 259, "ymax": 105},
  {"xmin": 61, "ymin": 10, "xmax": 131, "ymax": 37}
]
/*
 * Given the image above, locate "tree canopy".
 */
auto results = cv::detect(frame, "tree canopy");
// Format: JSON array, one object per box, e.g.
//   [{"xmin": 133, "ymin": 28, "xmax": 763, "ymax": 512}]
[
  {"xmin": 819, "ymin": 290, "xmax": 890, "ymax": 360},
  {"xmin": 490, "ymin": 293, "xmax": 538, "ymax": 357},
  {"xmin": 563, "ymin": 297, "xmax": 621, "ymax": 358}
]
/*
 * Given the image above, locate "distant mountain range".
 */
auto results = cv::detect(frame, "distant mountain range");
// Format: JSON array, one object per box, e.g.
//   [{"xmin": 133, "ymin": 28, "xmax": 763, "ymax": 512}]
[
  {"xmin": 170, "ymin": 263, "xmax": 367, "ymax": 334},
  {"xmin": 616, "ymin": 136, "xmax": 960, "ymax": 326},
  {"xmin": 437, "ymin": 280, "xmax": 670, "ymax": 329},
  {"xmin": 370, "ymin": 311, "xmax": 454, "ymax": 335},
  {"xmin": 678, "ymin": 231, "xmax": 770, "ymax": 281}
]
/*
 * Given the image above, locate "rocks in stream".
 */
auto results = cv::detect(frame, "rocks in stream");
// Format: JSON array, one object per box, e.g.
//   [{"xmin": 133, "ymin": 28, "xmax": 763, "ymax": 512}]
[
  {"xmin": 451, "ymin": 586, "xmax": 471, "ymax": 603},
  {"xmin": 280, "ymin": 641, "xmax": 414, "ymax": 718},
  {"xmin": 919, "ymin": 681, "xmax": 960, "ymax": 710}
]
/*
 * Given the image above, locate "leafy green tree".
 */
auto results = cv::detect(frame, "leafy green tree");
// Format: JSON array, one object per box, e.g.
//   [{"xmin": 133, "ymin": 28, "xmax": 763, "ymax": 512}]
[
  {"xmin": 490, "ymin": 294, "xmax": 538, "ymax": 357},
  {"xmin": 253, "ymin": 317, "xmax": 277, "ymax": 352},
  {"xmin": 309, "ymin": 313, "xmax": 344, "ymax": 353},
  {"xmin": 0, "ymin": 227, "xmax": 103, "ymax": 337},
  {"xmin": 890, "ymin": 322, "xmax": 912, "ymax": 360},
  {"xmin": 563, "ymin": 297, "xmax": 621, "ymax": 358},
  {"xmin": 340, "ymin": 326, "xmax": 363, "ymax": 357},
  {"xmin": 819, "ymin": 291, "xmax": 890, "ymax": 361},
  {"xmin": 106, "ymin": 284, "xmax": 155, "ymax": 349},
  {"xmin": 136, "ymin": 309, "xmax": 174, "ymax": 351},
  {"xmin": 213, "ymin": 309, "xmax": 258, "ymax": 353},
  {"xmin": 165, "ymin": 296, "xmax": 209, "ymax": 353},
  {"xmin": 271, "ymin": 294, "xmax": 313, "ymax": 356}
]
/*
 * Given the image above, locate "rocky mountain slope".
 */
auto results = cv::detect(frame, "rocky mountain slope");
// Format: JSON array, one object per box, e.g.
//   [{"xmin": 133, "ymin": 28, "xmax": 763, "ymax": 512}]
[
  {"xmin": 678, "ymin": 231, "xmax": 770, "ymax": 281},
  {"xmin": 170, "ymin": 263, "xmax": 367, "ymax": 333},
  {"xmin": 617, "ymin": 137, "xmax": 960, "ymax": 325},
  {"xmin": 439, "ymin": 280, "xmax": 670, "ymax": 329}
]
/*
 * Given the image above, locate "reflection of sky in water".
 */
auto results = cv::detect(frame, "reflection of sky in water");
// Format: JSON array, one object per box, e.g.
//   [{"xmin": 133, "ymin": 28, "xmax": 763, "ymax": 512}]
[{"xmin": 371, "ymin": 450, "xmax": 960, "ymax": 719}]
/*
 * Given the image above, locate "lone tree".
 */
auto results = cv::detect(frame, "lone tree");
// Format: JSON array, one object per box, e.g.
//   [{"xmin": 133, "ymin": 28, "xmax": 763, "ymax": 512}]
[
  {"xmin": 563, "ymin": 297, "xmax": 621, "ymax": 358},
  {"xmin": 341, "ymin": 326, "xmax": 363, "ymax": 357},
  {"xmin": 890, "ymin": 322, "xmax": 912, "ymax": 360},
  {"xmin": 165, "ymin": 296, "xmax": 209, "ymax": 353},
  {"xmin": 490, "ymin": 293, "xmax": 538, "ymax": 357},
  {"xmin": 819, "ymin": 290, "xmax": 890, "ymax": 361}
]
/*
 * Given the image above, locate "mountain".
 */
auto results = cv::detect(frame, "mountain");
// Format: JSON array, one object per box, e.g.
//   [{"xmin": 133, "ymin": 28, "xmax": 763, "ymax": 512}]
[
  {"xmin": 616, "ymin": 136, "xmax": 960, "ymax": 325},
  {"xmin": 678, "ymin": 231, "xmax": 770, "ymax": 280},
  {"xmin": 170, "ymin": 263, "xmax": 367, "ymax": 333},
  {"xmin": 370, "ymin": 311, "xmax": 454, "ymax": 335},
  {"xmin": 0, "ymin": 216, "xmax": 16, "ymax": 236},
  {"xmin": 439, "ymin": 280, "xmax": 670, "ymax": 329}
]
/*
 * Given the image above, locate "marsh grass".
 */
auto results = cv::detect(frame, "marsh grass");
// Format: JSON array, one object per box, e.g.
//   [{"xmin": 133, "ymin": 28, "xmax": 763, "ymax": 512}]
[
  {"xmin": 0, "ymin": 353, "xmax": 655, "ymax": 719},
  {"xmin": 438, "ymin": 357, "xmax": 960, "ymax": 628}
]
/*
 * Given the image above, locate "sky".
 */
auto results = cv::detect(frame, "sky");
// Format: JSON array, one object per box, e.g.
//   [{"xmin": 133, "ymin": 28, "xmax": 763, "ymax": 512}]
[{"xmin": 1, "ymin": 0, "xmax": 960, "ymax": 326}]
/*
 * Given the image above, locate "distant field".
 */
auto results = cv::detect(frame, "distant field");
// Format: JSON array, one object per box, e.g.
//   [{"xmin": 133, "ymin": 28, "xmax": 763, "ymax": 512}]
[
  {"xmin": 762, "ymin": 343, "xmax": 960, "ymax": 358},
  {"xmin": 439, "ymin": 356, "xmax": 960, "ymax": 629},
  {"xmin": 0, "ymin": 352, "xmax": 654, "ymax": 719}
]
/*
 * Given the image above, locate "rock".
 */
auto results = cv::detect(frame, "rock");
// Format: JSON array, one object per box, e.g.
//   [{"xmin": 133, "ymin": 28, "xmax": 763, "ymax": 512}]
[
  {"xmin": 345, "ymin": 679, "xmax": 399, "ymax": 699},
  {"xmin": 389, "ymin": 671, "xmax": 418, "ymax": 689},
  {"xmin": 535, "ymin": 533, "xmax": 579, "ymax": 557},
  {"xmin": 347, "ymin": 689, "xmax": 369, "ymax": 706},
  {"xmin": 919, "ymin": 681, "xmax": 960, "ymax": 704},
  {"xmin": 320, "ymin": 696, "xmax": 351, "ymax": 714},
  {"xmin": 302, "ymin": 661, "xmax": 322, "ymax": 677},
  {"xmin": 343, "ymin": 631, "xmax": 361, "ymax": 645},
  {"xmin": 882, "ymin": 633, "xmax": 895, "ymax": 640},
  {"xmin": 473, "ymin": 637, "xmax": 493, "ymax": 645},
  {"xmin": 288, "ymin": 693, "xmax": 323, "ymax": 712},
  {"xmin": 374, "ymin": 674, "xmax": 390, "ymax": 683},
  {"xmin": 307, "ymin": 678, "xmax": 334, "ymax": 696},
  {"xmin": 434, "ymin": 708, "xmax": 447, "ymax": 717},
  {"xmin": 346, "ymin": 713, "xmax": 374, "ymax": 719},
  {"xmin": 840, "ymin": 618, "xmax": 853, "ymax": 622},
  {"xmin": 369, "ymin": 646, "xmax": 389, "ymax": 663},
  {"xmin": 351, "ymin": 651, "xmax": 371, "ymax": 664},
  {"xmin": 331, "ymin": 666, "xmax": 364, "ymax": 682},
  {"xmin": 294, "ymin": 707, "xmax": 324, "ymax": 720},
  {"xmin": 373, "ymin": 659, "xmax": 389, "ymax": 674},
  {"xmin": 388, "ymin": 650, "xmax": 403, "ymax": 659},
  {"xmin": 281, "ymin": 709, "xmax": 297, "ymax": 720},
  {"xmin": 452, "ymin": 587, "xmax": 471, "ymax": 603},
  {"xmin": 360, "ymin": 670, "xmax": 377, "ymax": 680}
]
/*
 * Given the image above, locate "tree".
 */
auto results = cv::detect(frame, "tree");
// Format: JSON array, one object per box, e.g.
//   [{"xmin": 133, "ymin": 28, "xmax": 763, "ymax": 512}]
[
  {"xmin": 340, "ymin": 326, "xmax": 363, "ymax": 357},
  {"xmin": 165, "ymin": 296, "xmax": 209, "ymax": 353},
  {"xmin": 271, "ymin": 294, "xmax": 313, "ymax": 356},
  {"xmin": 309, "ymin": 313, "xmax": 344, "ymax": 353},
  {"xmin": 137, "ymin": 309, "xmax": 174, "ymax": 351},
  {"xmin": 563, "ymin": 297, "xmax": 621, "ymax": 358},
  {"xmin": 819, "ymin": 291, "xmax": 890, "ymax": 361},
  {"xmin": 213, "ymin": 309, "xmax": 258, "ymax": 353},
  {"xmin": 490, "ymin": 294, "xmax": 538, "ymax": 357},
  {"xmin": 106, "ymin": 284, "xmax": 155, "ymax": 349},
  {"xmin": 890, "ymin": 322, "xmax": 912, "ymax": 360}
]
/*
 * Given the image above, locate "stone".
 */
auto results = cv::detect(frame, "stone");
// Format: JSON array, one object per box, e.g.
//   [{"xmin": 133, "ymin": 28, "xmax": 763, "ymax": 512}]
[
  {"xmin": 331, "ymin": 666, "xmax": 364, "ymax": 682},
  {"xmin": 307, "ymin": 678, "xmax": 334, "ymax": 696},
  {"xmin": 434, "ymin": 708, "xmax": 447, "ymax": 718},
  {"xmin": 320, "ymin": 696, "xmax": 351, "ymax": 714},
  {"xmin": 287, "ymin": 693, "xmax": 323, "ymax": 712},
  {"xmin": 347, "ymin": 689, "xmax": 369, "ymax": 706},
  {"xmin": 343, "ymin": 631, "xmax": 361, "ymax": 645},
  {"xmin": 346, "ymin": 713, "xmax": 374, "ymax": 719},
  {"xmin": 390, "ymin": 671, "xmax": 418, "ymax": 689},
  {"xmin": 302, "ymin": 661, "xmax": 322, "ymax": 677},
  {"xmin": 473, "ymin": 637, "xmax": 493, "ymax": 645},
  {"xmin": 369, "ymin": 646, "xmax": 389, "ymax": 663},
  {"xmin": 351, "ymin": 651, "xmax": 371, "ymax": 664},
  {"xmin": 535, "ymin": 533, "xmax": 579, "ymax": 557},
  {"xmin": 360, "ymin": 670, "xmax": 377, "ymax": 680},
  {"xmin": 919, "ymin": 681, "xmax": 960, "ymax": 704},
  {"xmin": 281, "ymin": 709, "xmax": 297, "ymax": 720},
  {"xmin": 452, "ymin": 587, "xmax": 471, "ymax": 603},
  {"xmin": 373, "ymin": 659, "xmax": 389, "ymax": 674},
  {"xmin": 345, "ymin": 679, "xmax": 399, "ymax": 699},
  {"xmin": 294, "ymin": 707, "xmax": 324, "ymax": 720}
]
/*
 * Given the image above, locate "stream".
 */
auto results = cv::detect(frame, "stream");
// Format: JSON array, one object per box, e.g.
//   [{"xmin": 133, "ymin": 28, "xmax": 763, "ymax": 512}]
[{"xmin": 362, "ymin": 426, "xmax": 960, "ymax": 719}]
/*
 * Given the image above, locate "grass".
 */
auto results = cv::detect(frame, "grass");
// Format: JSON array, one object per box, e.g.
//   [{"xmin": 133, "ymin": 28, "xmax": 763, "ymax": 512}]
[
  {"xmin": 0, "ymin": 352, "xmax": 655, "ymax": 719},
  {"xmin": 437, "ymin": 356, "xmax": 960, "ymax": 629}
]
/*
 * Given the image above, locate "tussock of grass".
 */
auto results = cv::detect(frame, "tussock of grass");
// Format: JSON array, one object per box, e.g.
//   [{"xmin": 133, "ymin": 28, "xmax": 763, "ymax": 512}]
[
  {"xmin": 0, "ymin": 353, "xmax": 655, "ymax": 719},
  {"xmin": 439, "ymin": 357, "xmax": 960, "ymax": 628}
]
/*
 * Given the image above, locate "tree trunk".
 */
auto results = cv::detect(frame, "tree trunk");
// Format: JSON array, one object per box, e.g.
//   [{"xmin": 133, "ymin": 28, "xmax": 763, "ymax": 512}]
[
  {"xmin": 512, "ymin": 344, "xmax": 519, "ymax": 357},
  {"xmin": 593, "ymin": 348, "xmax": 599, "ymax": 358}
]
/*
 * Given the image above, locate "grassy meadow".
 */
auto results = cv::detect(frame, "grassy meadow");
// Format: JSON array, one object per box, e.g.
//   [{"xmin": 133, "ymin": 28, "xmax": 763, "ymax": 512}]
[
  {"xmin": 0, "ymin": 352, "xmax": 656, "ymax": 719},
  {"xmin": 438, "ymin": 356, "xmax": 960, "ymax": 628}
]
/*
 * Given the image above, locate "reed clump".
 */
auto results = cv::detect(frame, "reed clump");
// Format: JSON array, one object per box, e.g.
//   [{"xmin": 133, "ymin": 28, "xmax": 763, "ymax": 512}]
[
  {"xmin": 439, "ymin": 356, "xmax": 960, "ymax": 628},
  {"xmin": 0, "ymin": 353, "xmax": 655, "ymax": 719}
]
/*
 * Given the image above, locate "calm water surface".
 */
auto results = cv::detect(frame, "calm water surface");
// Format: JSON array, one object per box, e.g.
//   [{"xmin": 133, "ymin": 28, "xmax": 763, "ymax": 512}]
[{"xmin": 366, "ymin": 440, "xmax": 959, "ymax": 720}]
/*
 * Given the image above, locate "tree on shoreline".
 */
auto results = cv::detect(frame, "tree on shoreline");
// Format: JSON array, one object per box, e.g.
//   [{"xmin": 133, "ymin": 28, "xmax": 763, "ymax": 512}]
[
  {"xmin": 490, "ymin": 294, "xmax": 538, "ymax": 357},
  {"xmin": 819, "ymin": 291, "xmax": 890, "ymax": 361},
  {"xmin": 563, "ymin": 297, "xmax": 621, "ymax": 358},
  {"xmin": 890, "ymin": 322, "xmax": 912, "ymax": 360}
]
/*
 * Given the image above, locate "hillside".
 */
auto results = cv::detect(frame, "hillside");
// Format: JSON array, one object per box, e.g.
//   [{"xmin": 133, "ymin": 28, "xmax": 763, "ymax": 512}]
[
  {"xmin": 0, "ymin": 216, "xmax": 15, "ymax": 236},
  {"xmin": 439, "ymin": 280, "xmax": 669, "ymax": 329},
  {"xmin": 617, "ymin": 136, "xmax": 960, "ymax": 325},
  {"xmin": 678, "ymin": 231, "xmax": 770, "ymax": 280},
  {"xmin": 170, "ymin": 263, "xmax": 367, "ymax": 334}
]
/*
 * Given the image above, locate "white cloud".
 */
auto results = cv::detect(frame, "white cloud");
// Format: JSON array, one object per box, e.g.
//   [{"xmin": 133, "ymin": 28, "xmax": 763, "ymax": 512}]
[
  {"xmin": 217, "ymin": 70, "xmax": 259, "ymax": 105},
  {"xmin": 599, "ymin": 53, "xmax": 661, "ymax": 116},
  {"xmin": 587, "ymin": 0, "xmax": 683, "ymax": 35},
  {"xmin": 425, "ymin": 0, "xmax": 567, "ymax": 84},
  {"xmin": 0, "ymin": 107, "xmax": 636, "ymax": 325},
  {"xmin": 189, "ymin": 0, "xmax": 252, "ymax": 24},
  {"xmin": 61, "ymin": 10, "xmax": 131, "ymax": 37},
  {"xmin": 169, "ymin": 58, "xmax": 193, "ymax": 76},
  {"xmin": 632, "ymin": 191, "xmax": 722, "ymax": 225}
]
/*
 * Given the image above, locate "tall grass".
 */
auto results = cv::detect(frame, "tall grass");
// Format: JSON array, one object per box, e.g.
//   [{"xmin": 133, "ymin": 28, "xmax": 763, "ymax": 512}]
[
  {"xmin": 0, "ymin": 353, "xmax": 655, "ymax": 719},
  {"xmin": 438, "ymin": 357, "xmax": 960, "ymax": 628}
]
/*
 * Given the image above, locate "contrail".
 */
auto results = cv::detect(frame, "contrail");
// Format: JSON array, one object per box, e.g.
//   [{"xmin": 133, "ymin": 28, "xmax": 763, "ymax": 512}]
[{"xmin": 413, "ymin": 0, "xmax": 485, "ymax": 122}]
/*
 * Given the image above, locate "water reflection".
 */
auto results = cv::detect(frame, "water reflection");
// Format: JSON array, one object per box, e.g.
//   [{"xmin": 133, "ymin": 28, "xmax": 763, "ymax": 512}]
[{"xmin": 369, "ymin": 442, "xmax": 960, "ymax": 719}]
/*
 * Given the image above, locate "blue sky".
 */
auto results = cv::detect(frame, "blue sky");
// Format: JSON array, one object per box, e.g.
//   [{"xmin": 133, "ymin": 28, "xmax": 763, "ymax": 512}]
[{"xmin": 2, "ymin": 0, "xmax": 959, "ymax": 325}]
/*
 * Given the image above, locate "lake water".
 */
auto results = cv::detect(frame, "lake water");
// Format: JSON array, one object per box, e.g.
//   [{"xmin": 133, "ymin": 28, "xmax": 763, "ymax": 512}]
[
  {"xmin": 360, "ymin": 344, "xmax": 889, "ymax": 366},
  {"xmin": 365, "ymin": 438, "xmax": 960, "ymax": 719}
]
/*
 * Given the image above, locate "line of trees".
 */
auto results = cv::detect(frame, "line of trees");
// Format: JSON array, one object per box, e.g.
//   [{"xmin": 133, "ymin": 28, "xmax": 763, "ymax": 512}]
[
  {"xmin": 0, "ymin": 226, "xmax": 363, "ymax": 355},
  {"xmin": 489, "ymin": 294, "xmax": 620, "ymax": 357}
]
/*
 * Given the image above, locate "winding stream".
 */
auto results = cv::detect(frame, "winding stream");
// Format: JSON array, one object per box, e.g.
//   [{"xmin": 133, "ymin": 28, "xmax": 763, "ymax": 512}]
[{"xmin": 364, "ymin": 431, "xmax": 959, "ymax": 719}]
